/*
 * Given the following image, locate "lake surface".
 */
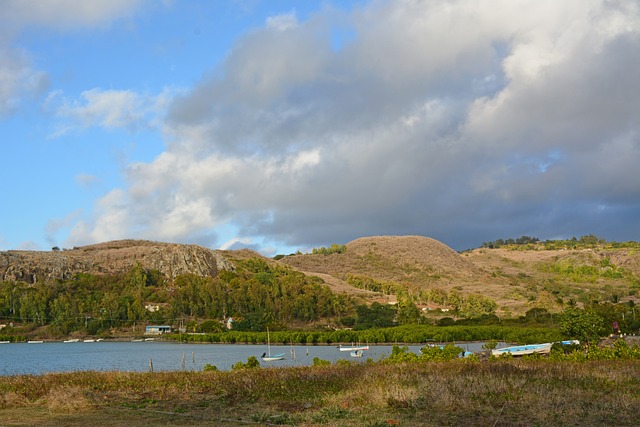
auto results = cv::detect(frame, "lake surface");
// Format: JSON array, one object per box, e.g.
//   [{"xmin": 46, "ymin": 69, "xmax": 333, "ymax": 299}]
[{"xmin": 0, "ymin": 341, "xmax": 490, "ymax": 375}]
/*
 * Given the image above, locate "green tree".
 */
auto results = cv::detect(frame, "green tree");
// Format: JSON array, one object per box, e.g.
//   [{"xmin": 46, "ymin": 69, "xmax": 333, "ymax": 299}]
[
  {"xmin": 447, "ymin": 289, "xmax": 463, "ymax": 318},
  {"xmin": 396, "ymin": 295, "xmax": 422, "ymax": 325},
  {"xmin": 232, "ymin": 356, "xmax": 260, "ymax": 370},
  {"xmin": 559, "ymin": 308, "xmax": 606, "ymax": 344},
  {"xmin": 354, "ymin": 302, "xmax": 396, "ymax": 329}
]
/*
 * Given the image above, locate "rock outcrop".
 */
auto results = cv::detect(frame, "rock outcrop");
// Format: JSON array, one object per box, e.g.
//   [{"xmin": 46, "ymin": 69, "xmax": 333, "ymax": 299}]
[{"xmin": 0, "ymin": 240, "xmax": 235, "ymax": 284}]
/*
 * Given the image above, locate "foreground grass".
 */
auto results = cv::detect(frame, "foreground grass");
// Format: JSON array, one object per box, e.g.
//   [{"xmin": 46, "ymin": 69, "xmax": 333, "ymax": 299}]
[{"xmin": 1, "ymin": 359, "xmax": 639, "ymax": 426}]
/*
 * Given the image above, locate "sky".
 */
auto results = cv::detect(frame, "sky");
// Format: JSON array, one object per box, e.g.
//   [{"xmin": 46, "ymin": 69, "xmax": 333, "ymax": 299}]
[{"xmin": 1, "ymin": 0, "xmax": 639, "ymax": 255}]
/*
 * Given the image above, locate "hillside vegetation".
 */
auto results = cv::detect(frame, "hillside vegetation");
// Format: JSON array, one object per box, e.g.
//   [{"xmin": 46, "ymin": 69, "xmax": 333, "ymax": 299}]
[
  {"xmin": 280, "ymin": 235, "xmax": 640, "ymax": 318},
  {"xmin": 1, "ymin": 235, "xmax": 639, "ymax": 340}
]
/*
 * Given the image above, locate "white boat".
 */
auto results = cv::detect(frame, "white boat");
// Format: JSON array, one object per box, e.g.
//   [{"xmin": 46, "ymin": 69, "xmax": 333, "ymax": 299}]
[
  {"xmin": 0, "ymin": 340, "xmax": 10, "ymax": 344},
  {"xmin": 27, "ymin": 340, "xmax": 43, "ymax": 344},
  {"xmin": 350, "ymin": 349, "xmax": 364, "ymax": 358},
  {"xmin": 262, "ymin": 352, "xmax": 285, "ymax": 362},
  {"xmin": 492, "ymin": 343, "xmax": 552, "ymax": 357},
  {"xmin": 338, "ymin": 344, "xmax": 369, "ymax": 352},
  {"xmin": 83, "ymin": 339, "xmax": 95, "ymax": 343},
  {"xmin": 261, "ymin": 328, "xmax": 285, "ymax": 362},
  {"xmin": 63, "ymin": 339, "xmax": 80, "ymax": 343}
]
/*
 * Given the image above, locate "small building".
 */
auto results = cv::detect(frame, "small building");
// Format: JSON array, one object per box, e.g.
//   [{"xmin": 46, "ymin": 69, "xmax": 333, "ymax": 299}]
[
  {"xmin": 145, "ymin": 304, "xmax": 160, "ymax": 312},
  {"xmin": 145, "ymin": 325, "xmax": 172, "ymax": 335}
]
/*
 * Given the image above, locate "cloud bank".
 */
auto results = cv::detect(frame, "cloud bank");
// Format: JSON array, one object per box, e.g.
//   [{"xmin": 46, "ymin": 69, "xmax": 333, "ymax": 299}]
[{"xmin": 66, "ymin": 0, "xmax": 640, "ymax": 252}]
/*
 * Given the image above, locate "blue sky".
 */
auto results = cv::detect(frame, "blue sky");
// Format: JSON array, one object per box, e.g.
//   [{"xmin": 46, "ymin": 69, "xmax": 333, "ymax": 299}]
[{"xmin": 1, "ymin": 0, "xmax": 640, "ymax": 255}]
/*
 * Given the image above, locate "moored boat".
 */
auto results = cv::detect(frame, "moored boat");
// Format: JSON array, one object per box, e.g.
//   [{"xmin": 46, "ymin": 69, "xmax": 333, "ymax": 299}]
[
  {"xmin": 261, "ymin": 328, "xmax": 285, "ymax": 361},
  {"xmin": 261, "ymin": 352, "xmax": 286, "ymax": 362},
  {"xmin": 492, "ymin": 343, "xmax": 552, "ymax": 357},
  {"xmin": 338, "ymin": 344, "xmax": 370, "ymax": 352}
]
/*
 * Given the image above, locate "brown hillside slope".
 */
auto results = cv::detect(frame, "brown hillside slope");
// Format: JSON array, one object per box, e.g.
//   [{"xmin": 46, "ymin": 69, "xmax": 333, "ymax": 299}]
[
  {"xmin": 465, "ymin": 246, "xmax": 640, "ymax": 280},
  {"xmin": 0, "ymin": 240, "xmax": 234, "ymax": 283},
  {"xmin": 461, "ymin": 246, "xmax": 640, "ymax": 314},
  {"xmin": 280, "ymin": 236, "xmax": 640, "ymax": 316},
  {"xmin": 347, "ymin": 236, "xmax": 478, "ymax": 277},
  {"xmin": 280, "ymin": 235, "xmax": 480, "ymax": 282}
]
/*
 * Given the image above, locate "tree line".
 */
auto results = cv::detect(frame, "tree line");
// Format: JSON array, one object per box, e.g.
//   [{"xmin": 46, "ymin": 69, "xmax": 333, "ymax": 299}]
[
  {"xmin": 0, "ymin": 257, "xmax": 446, "ymax": 338},
  {"xmin": 480, "ymin": 235, "xmax": 640, "ymax": 250},
  {"xmin": 0, "ymin": 259, "xmax": 359, "ymax": 337}
]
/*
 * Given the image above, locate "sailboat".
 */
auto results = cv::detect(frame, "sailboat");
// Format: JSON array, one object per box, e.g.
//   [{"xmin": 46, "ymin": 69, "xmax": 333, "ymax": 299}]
[{"xmin": 261, "ymin": 328, "xmax": 285, "ymax": 362}]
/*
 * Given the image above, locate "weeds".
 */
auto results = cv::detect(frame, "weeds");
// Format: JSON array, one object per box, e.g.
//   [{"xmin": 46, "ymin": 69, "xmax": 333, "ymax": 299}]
[{"xmin": 1, "ymin": 356, "xmax": 640, "ymax": 426}]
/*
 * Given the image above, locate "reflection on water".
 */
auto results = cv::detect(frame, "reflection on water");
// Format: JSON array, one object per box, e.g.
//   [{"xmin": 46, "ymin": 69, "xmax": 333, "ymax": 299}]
[{"xmin": 0, "ymin": 341, "xmax": 494, "ymax": 375}]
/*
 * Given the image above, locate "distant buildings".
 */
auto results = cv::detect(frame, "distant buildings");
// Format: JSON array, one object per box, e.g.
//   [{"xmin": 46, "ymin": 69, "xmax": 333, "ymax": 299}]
[{"xmin": 145, "ymin": 325, "xmax": 172, "ymax": 335}]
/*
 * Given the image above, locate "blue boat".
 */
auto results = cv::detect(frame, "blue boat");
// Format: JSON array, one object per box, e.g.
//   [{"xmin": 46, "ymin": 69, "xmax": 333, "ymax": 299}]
[{"xmin": 492, "ymin": 343, "xmax": 552, "ymax": 357}]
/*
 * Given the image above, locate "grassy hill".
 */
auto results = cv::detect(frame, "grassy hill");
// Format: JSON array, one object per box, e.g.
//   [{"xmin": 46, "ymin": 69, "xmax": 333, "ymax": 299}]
[{"xmin": 279, "ymin": 235, "xmax": 640, "ymax": 317}]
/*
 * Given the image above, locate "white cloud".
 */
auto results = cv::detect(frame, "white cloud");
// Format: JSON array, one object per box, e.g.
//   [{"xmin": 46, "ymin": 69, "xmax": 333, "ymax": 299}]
[
  {"xmin": 67, "ymin": 189, "xmax": 130, "ymax": 245},
  {"xmin": 59, "ymin": 89, "xmax": 145, "ymax": 129},
  {"xmin": 47, "ymin": 87, "xmax": 178, "ymax": 135},
  {"xmin": 220, "ymin": 237, "xmax": 253, "ymax": 250},
  {"xmin": 67, "ymin": 0, "xmax": 640, "ymax": 251},
  {"xmin": 266, "ymin": 12, "xmax": 298, "ymax": 31}
]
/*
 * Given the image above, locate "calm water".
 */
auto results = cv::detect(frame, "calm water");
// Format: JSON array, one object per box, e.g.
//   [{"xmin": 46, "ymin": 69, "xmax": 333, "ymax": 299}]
[{"xmin": 0, "ymin": 341, "xmax": 490, "ymax": 375}]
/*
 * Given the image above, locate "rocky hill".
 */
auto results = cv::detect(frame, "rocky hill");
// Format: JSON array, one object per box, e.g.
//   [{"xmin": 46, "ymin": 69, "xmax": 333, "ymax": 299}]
[{"xmin": 0, "ymin": 240, "xmax": 235, "ymax": 284}]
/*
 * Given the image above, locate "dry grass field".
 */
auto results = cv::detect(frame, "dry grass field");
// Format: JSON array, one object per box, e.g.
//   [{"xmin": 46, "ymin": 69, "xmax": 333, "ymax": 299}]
[{"xmin": 1, "ymin": 359, "xmax": 639, "ymax": 426}]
